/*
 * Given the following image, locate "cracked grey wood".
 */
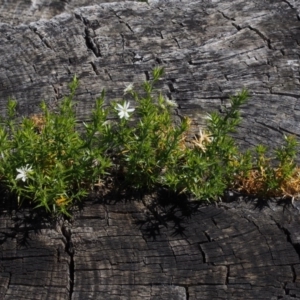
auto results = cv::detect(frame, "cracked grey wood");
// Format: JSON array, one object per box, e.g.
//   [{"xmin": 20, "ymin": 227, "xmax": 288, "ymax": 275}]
[
  {"xmin": 0, "ymin": 209, "xmax": 70, "ymax": 299},
  {"xmin": 0, "ymin": 0, "xmax": 138, "ymax": 26},
  {"xmin": 1, "ymin": 0, "xmax": 300, "ymax": 299},
  {"xmin": 1, "ymin": 198, "xmax": 300, "ymax": 299}
]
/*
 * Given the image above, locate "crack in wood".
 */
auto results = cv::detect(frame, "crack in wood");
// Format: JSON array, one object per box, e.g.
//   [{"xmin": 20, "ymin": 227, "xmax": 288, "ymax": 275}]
[
  {"xmin": 218, "ymin": 11, "xmax": 236, "ymax": 21},
  {"xmin": 254, "ymin": 119, "xmax": 281, "ymax": 134},
  {"xmin": 198, "ymin": 243, "xmax": 207, "ymax": 263},
  {"xmin": 291, "ymin": 265, "xmax": 297, "ymax": 283},
  {"xmin": 282, "ymin": 0, "xmax": 294, "ymax": 9},
  {"xmin": 271, "ymin": 217, "xmax": 300, "ymax": 260},
  {"xmin": 61, "ymin": 225, "xmax": 74, "ymax": 300},
  {"xmin": 29, "ymin": 26, "xmax": 53, "ymax": 50},
  {"xmin": 185, "ymin": 286, "xmax": 189, "ymax": 300},
  {"xmin": 248, "ymin": 25, "xmax": 272, "ymax": 50},
  {"xmin": 225, "ymin": 265, "xmax": 230, "ymax": 285},
  {"xmin": 74, "ymin": 12, "xmax": 101, "ymax": 57},
  {"xmin": 84, "ymin": 28, "xmax": 100, "ymax": 57},
  {"xmin": 90, "ymin": 62, "xmax": 99, "ymax": 75}
]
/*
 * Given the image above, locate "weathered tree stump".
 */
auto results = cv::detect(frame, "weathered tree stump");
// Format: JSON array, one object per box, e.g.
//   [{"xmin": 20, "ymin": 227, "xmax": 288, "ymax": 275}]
[{"xmin": 1, "ymin": 0, "xmax": 300, "ymax": 299}]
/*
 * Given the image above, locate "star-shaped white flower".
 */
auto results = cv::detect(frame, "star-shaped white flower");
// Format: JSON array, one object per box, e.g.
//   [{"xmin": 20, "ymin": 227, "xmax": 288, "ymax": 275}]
[
  {"xmin": 115, "ymin": 101, "xmax": 135, "ymax": 120},
  {"xmin": 123, "ymin": 83, "xmax": 134, "ymax": 95},
  {"xmin": 16, "ymin": 164, "xmax": 33, "ymax": 182}
]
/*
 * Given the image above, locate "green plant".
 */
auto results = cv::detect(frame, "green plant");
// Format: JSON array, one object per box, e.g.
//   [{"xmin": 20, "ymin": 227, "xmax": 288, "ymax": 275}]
[
  {"xmin": 163, "ymin": 89, "xmax": 250, "ymax": 200},
  {"xmin": 1, "ymin": 67, "xmax": 299, "ymax": 217},
  {"xmin": 107, "ymin": 67, "xmax": 189, "ymax": 192},
  {"xmin": 0, "ymin": 76, "xmax": 111, "ymax": 215},
  {"xmin": 232, "ymin": 135, "xmax": 300, "ymax": 199}
]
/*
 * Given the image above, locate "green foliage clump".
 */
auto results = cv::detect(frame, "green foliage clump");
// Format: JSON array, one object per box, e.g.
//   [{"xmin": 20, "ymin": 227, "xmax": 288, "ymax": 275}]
[
  {"xmin": 0, "ymin": 67, "xmax": 299, "ymax": 216},
  {"xmin": 164, "ymin": 89, "xmax": 249, "ymax": 201},
  {"xmin": 232, "ymin": 135, "xmax": 300, "ymax": 199},
  {"xmin": 0, "ymin": 77, "xmax": 111, "ymax": 215},
  {"xmin": 109, "ymin": 67, "xmax": 189, "ymax": 191}
]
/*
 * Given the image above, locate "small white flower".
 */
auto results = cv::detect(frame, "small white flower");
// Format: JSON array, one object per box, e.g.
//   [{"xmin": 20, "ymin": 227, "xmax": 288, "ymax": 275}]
[
  {"xmin": 115, "ymin": 101, "xmax": 135, "ymax": 120},
  {"xmin": 165, "ymin": 99, "xmax": 178, "ymax": 108},
  {"xmin": 123, "ymin": 83, "xmax": 134, "ymax": 94},
  {"xmin": 16, "ymin": 164, "xmax": 33, "ymax": 182}
]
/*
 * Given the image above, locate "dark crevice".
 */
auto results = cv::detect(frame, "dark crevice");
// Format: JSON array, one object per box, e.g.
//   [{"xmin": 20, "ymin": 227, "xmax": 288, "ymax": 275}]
[
  {"xmin": 51, "ymin": 84, "xmax": 59, "ymax": 103},
  {"xmin": 29, "ymin": 27, "xmax": 53, "ymax": 50},
  {"xmin": 41, "ymin": 38, "xmax": 52, "ymax": 50},
  {"xmin": 254, "ymin": 119, "xmax": 281, "ymax": 133},
  {"xmin": 198, "ymin": 244, "xmax": 206, "ymax": 263},
  {"xmin": 155, "ymin": 57, "xmax": 163, "ymax": 64},
  {"xmin": 271, "ymin": 218, "xmax": 300, "ymax": 260},
  {"xmin": 282, "ymin": 0, "xmax": 294, "ymax": 9},
  {"xmin": 74, "ymin": 13, "xmax": 100, "ymax": 57},
  {"xmin": 120, "ymin": 33, "xmax": 125, "ymax": 51},
  {"xmin": 279, "ymin": 127, "xmax": 300, "ymax": 138},
  {"xmin": 185, "ymin": 286, "xmax": 190, "ymax": 300},
  {"xmin": 159, "ymin": 263, "xmax": 164, "ymax": 272},
  {"xmin": 271, "ymin": 91, "xmax": 300, "ymax": 98},
  {"xmin": 7, "ymin": 272, "xmax": 11, "ymax": 291},
  {"xmin": 174, "ymin": 38, "xmax": 180, "ymax": 48},
  {"xmin": 74, "ymin": 12, "xmax": 85, "ymax": 24},
  {"xmin": 32, "ymin": 64, "xmax": 37, "ymax": 73},
  {"xmin": 168, "ymin": 83, "xmax": 175, "ymax": 93},
  {"xmin": 284, "ymin": 282, "xmax": 289, "ymax": 295},
  {"xmin": 112, "ymin": 10, "xmax": 134, "ymax": 33},
  {"xmin": 125, "ymin": 22, "xmax": 134, "ymax": 33},
  {"xmin": 227, "ymin": 229, "xmax": 257, "ymax": 240},
  {"xmin": 218, "ymin": 10, "xmax": 241, "ymax": 32},
  {"xmin": 84, "ymin": 28, "xmax": 100, "ymax": 57},
  {"xmin": 61, "ymin": 225, "xmax": 74, "ymax": 300},
  {"xmin": 204, "ymin": 231, "xmax": 212, "ymax": 242},
  {"xmin": 248, "ymin": 26, "xmax": 272, "ymax": 49},
  {"xmin": 145, "ymin": 71, "xmax": 150, "ymax": 81},
  {"xmin": 212, "ymin": 217, "xmax": 217, "ymax": 226},
  {"xmin": 225, "ymin": 266, "xmax": 230, "ymax": 284},
  {"xmin": 232, "ymin": 23, "xmax": 241, "ymax": 31},
  {"xmin": 218, "ymin": 11, "xmax": 236, "ymax": 21},
  {"xmin": 245, "ymin": 217, "xmax": 274, "ymax": 257},
  {"xmin": 104, "ymin": 69, "xmax": 113, "ymax": 81},
  {"xmin": 292, "ymin": 265, "xmax": 297, "ymax": 283},
  {"xmin": 90, "ymin": 62, "xmax": 99, "ymax": 75}
]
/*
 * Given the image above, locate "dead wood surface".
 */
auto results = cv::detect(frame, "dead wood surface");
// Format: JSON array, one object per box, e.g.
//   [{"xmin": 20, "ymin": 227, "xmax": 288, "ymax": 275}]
[
  {"xmin": 1, "ymin": 0, "xmax": 300, "ymax": 299},
  {"xmin": 1, "ymin": 196, "xmax": 300, "ymax": 299}
]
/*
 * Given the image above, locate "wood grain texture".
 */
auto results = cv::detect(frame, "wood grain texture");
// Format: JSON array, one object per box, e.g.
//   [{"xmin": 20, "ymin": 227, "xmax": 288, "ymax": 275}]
[{"xmin": 1, "ymin": 197, "xmax": 300, "ymax": 299}]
